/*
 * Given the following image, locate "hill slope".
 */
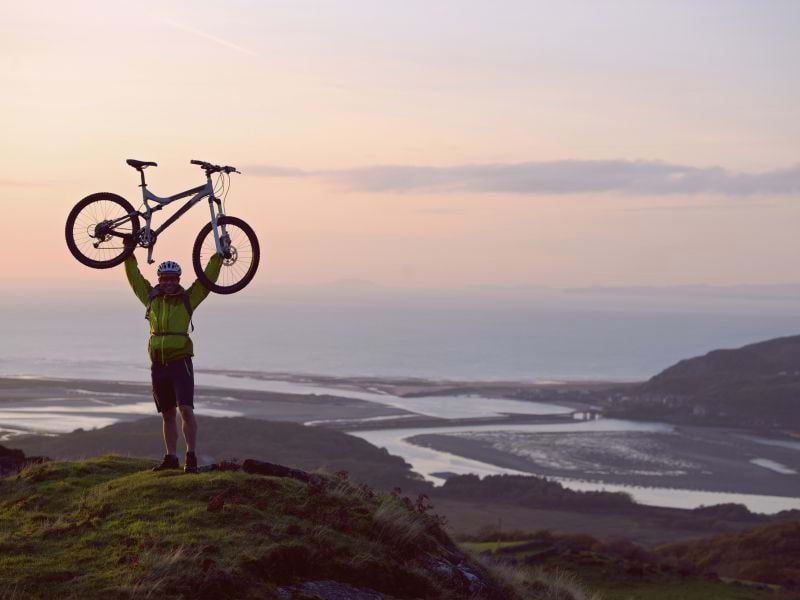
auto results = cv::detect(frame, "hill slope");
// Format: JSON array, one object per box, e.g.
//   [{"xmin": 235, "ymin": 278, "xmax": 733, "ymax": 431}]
[
  {"xmin": 657, "ymin": 521, "xmax": 800, "ymax": 587},
  {"xmin": 0, "ymin": 456, "xmax": 515, "ymax": 600},
  {"xmin": 607, "ymin": 335, "xmax": 800, "ymax": 427}
]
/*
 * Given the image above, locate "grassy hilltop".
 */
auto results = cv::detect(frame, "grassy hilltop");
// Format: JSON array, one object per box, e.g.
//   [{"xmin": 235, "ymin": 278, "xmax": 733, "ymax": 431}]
[{"xmin": 0, "ymin": 455, "xmax": 605, "ymax": 600}]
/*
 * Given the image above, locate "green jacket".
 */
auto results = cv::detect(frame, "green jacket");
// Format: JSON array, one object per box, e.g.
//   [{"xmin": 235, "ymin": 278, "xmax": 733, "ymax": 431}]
[{"xmin": 124, "ymin": 254, "xmax": 222, "ymax": 365}]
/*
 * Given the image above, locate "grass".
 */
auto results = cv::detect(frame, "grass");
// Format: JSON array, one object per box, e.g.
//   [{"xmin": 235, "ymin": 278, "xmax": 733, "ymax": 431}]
[
  {"xmin": 481, "ymin": 561, "xmax": 603, "ymax": 600},
  {"xmin": 0, "ymin": 456, "xmax": 518, "ymax": 599},
  {"xmin": 467, "ymin": 541, "xmax": 536, "ymax": 553}
]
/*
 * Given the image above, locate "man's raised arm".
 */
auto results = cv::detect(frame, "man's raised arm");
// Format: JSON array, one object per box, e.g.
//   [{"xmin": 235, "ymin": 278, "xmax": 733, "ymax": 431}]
[
  {"xmin": 124, "ymin": 254, "xmax": 153, "ymax": 306},
  {"xmin": 187, "ymin": 254, "xmax": 222, "ymax": 310}
]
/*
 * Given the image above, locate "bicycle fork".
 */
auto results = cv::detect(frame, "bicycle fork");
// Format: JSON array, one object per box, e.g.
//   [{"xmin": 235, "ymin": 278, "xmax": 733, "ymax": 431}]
[{"xmin": 208, "ymin": 197, "xmax": 231, "ymax": 260}]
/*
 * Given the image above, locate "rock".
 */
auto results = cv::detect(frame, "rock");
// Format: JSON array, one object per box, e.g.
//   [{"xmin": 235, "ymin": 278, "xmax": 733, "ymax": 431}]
[
  {"xmin": 242, "ymin": 459, "xmax": 324, "ymax": 486},
  {"xmin": 0, "ymin": 445, "xmax": 25, "ymax": 461},
  {"xmin": 0, "ymin": 444, "xmax": 49, "ymax": 476},
  {"xmin": 277, "ymin": 580, "xmax": 384, "ymax": 599},
  {"xmin": 422, "ymin": 556, "xmax": 507, "ymax": 599},
  {"xmin": 207, "ymin": 492, "xmax": 226, "ymax": 512}
]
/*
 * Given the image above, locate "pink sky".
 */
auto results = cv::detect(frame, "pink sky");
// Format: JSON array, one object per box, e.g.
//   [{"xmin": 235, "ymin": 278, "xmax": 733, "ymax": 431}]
[{"xmin": 2, "ymin": 1, "xmax": 799, "ymax": 290}]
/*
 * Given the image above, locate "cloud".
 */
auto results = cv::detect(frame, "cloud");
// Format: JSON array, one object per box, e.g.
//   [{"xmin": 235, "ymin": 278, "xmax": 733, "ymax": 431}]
[
  {"xmin": 245, "ymin": 165, "xmax": 309, "ymax": 177},
  {"xmin": 244, "ymin": 160, "xmax": 800, "ymax": 196}
]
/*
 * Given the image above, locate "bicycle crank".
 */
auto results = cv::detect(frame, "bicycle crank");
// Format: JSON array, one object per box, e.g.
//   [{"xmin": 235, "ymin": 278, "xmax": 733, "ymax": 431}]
[{"xmin": 136, "ymin": 228, "xmax": 157, "ymax": 248}]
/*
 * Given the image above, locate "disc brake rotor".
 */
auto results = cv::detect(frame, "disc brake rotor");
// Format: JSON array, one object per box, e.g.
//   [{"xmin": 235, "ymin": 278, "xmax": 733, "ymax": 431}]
[{"xmin": 223, "ymin": 246, "xmax": 238, "ymax": 266}]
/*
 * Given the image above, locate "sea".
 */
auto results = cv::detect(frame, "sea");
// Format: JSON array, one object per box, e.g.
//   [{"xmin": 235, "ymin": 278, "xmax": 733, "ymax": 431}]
[{"xmin": 3, "ymin": 292, "xmax": 800, "ymax": 382}]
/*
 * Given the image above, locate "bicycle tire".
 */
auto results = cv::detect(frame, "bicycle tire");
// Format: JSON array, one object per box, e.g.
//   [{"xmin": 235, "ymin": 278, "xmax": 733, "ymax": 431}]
[
  {"xmin": 192, "ymin": 215, "xmax": 260, "ymax": 294},
  {"xmin": 65, "ymin": 193, "xmax": 140, "ymax": 269}
]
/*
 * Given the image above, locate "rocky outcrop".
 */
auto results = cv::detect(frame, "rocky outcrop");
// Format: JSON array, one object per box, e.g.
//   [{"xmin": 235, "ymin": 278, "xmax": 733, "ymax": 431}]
[
  {"xmin": 277, "ymin": 580, "xmax": 384, "ymax": 599},
  {"xmin": 0, "ymin": 444, "xmax": 49, "ymax": 476}
]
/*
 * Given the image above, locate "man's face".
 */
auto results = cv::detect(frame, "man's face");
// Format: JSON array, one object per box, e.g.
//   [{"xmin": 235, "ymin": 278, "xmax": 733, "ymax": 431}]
[{"xmin": 158, "ymin": 274, "xmax": 180, "ymax": 295}]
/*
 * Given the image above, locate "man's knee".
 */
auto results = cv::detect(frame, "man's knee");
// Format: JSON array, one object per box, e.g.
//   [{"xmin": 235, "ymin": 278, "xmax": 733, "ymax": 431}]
[
  {"xmin": 178, "ymin": 405, "xmax": 195, "ymax": 420},
  {"xmin": 162, "ymin": 407, "xmax": 177, "ymax": 422}
]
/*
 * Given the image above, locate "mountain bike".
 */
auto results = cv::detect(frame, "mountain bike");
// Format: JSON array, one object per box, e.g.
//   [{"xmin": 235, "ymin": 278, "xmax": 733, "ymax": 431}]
[{"xmin": 65, "ymin": 159, "xmax": 260, "ymax": 294}]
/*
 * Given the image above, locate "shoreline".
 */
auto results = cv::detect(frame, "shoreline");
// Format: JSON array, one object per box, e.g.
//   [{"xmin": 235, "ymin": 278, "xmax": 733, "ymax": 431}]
[
  {"xmin": 192, "ymin": 367, "xmax": 636, "ymax": 397},
  {"xmin": 0, "ymin": 375, "xmax": 412, "ymax": 440}
]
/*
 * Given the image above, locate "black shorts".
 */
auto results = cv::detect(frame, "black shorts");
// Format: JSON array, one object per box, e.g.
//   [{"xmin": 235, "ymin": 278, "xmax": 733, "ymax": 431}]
[{"xmin": 151, "ymin": 356, "xmax": 194, "ymax": 412}]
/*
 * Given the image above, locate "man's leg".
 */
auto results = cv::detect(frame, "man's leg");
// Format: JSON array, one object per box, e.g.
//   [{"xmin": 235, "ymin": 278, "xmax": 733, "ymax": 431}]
[
  {"xmin": 174, "ymin": 357, "xmax": 198, "ymax": 473},
  {"xmin": 152, "ymin": 362, "xmax": 180, "ymax": 470},
  {"xmin": 162, "ymin": 407, "xmax": 178, "ymax": 456},
  {"xmin": 178, "ymin": 405, "xmax": 197, "ymax": 453}
]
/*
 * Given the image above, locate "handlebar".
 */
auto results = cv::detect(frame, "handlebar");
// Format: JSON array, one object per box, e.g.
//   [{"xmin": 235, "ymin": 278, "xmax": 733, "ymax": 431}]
[{"xmin": 191, "ymin": 159, "xmax": 241, "ymax": 175}]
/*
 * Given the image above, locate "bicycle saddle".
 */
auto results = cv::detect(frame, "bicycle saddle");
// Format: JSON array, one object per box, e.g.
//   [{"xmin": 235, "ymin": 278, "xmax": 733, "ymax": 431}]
[{"xmin": 126, "ymin": 159, "xmax": 158, "ymax": 170}]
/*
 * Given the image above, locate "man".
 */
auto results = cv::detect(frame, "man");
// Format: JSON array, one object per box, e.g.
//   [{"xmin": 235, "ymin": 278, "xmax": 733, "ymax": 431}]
[{"xmin": 124, "ymin": 252, "xmax": 221, "ymax": 473}]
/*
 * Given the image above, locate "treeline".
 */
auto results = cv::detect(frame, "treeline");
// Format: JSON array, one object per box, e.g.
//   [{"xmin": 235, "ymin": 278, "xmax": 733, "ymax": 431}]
[
  {"xmin": 434, "ymin": 473, "xmax": 635, "ymax": 510},
  {"xmin": 434, "ymin": 474, "xmax": 799, "ymax": 536}
]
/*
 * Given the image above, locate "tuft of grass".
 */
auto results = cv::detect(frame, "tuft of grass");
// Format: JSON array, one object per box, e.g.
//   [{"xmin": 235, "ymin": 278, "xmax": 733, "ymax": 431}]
[
  {"xmin": 476, "ymin": 558, "xmax": 603, "ymax": 600},
  {"xmin": 372, "ymin": 497, "xmax": 433, "ymax": 552},
  {"xmin": 0, "ymin": 583, "xmax": 28, "ymax": 600}
]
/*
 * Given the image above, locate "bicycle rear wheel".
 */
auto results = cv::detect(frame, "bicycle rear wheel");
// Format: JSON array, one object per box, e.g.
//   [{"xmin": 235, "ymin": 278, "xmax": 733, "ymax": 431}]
[
  {"xmin": 192, "ymin": 215, "xmax": 260, "ymax": 294},
  {"xmin": 65, "ymin": 193, "xmax": 140, "ymax": 269}
]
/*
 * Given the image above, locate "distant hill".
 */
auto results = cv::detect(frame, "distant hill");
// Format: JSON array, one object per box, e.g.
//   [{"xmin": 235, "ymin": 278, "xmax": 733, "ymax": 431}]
[
  {"xmin": 604, "ymin": 335, "xmax": 800, "ymax": 428},
  {"xmin": 9, "ymin": 417, "xmax": 431, "ymax": 493}
]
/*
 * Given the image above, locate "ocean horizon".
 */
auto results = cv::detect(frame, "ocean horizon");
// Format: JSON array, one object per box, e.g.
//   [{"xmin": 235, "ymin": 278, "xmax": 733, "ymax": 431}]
[{"xmin": 3, "ymin": 299, "xmax": 799, "ymax": 382}]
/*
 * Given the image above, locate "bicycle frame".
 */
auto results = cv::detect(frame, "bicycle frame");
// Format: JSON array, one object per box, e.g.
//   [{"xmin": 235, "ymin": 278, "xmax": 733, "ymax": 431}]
[{"xmin": 108, "ymin": 172, "xmax": 228, "ymax": 265}]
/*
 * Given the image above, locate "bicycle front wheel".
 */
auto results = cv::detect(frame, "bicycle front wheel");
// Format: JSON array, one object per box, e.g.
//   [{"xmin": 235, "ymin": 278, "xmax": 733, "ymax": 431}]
[
  {"xmin": 192, "ymin": 215, "xmax": 260, "ymax": 294},
  {"xmin": 65, "ymin": 193, "xmax": 140, "ymax": 269}
]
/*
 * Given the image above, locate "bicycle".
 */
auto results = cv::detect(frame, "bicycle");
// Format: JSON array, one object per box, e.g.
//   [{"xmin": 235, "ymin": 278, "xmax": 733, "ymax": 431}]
[{"xmin": 65, "ymin": 159, "xmax": 260, "ymax": 294}]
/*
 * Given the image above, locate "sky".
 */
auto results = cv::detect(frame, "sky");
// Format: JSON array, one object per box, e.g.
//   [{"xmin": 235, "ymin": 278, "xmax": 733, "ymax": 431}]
[{"xmin": 2, "ymin": 0, "xmax": 799, "ymax": 291}]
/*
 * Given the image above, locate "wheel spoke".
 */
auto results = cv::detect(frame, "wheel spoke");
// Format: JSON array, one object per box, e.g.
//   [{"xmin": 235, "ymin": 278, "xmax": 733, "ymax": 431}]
[
  {"xmin": 67, "ymin": 196, "xmax": 138, "ymax": 267},
  {"xmin": 194, "ymin": 220, "xmax": 257, "ymax": 291}
]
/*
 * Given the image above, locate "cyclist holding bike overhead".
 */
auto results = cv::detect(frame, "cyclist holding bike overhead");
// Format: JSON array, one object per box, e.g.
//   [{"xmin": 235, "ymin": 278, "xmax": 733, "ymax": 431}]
[{"xmin": 124, "ymin": 251, "xmax": 221, "ymax": 473}]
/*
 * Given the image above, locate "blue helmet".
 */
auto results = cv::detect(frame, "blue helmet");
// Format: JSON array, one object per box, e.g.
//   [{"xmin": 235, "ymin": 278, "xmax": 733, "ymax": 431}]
[{"xmin": 157, "ymin": 260, "xmax": 181, "ymax": 276}]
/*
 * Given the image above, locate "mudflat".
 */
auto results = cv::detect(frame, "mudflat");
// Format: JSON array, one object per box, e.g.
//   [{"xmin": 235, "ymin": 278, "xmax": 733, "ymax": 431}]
[
  {"xmin": 0, "ymin": 376, "xmax": 411, "ymax": 440},
  {"xmin": 408, "ymin": 427, "xmax": 800, "ymax": 498}
]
